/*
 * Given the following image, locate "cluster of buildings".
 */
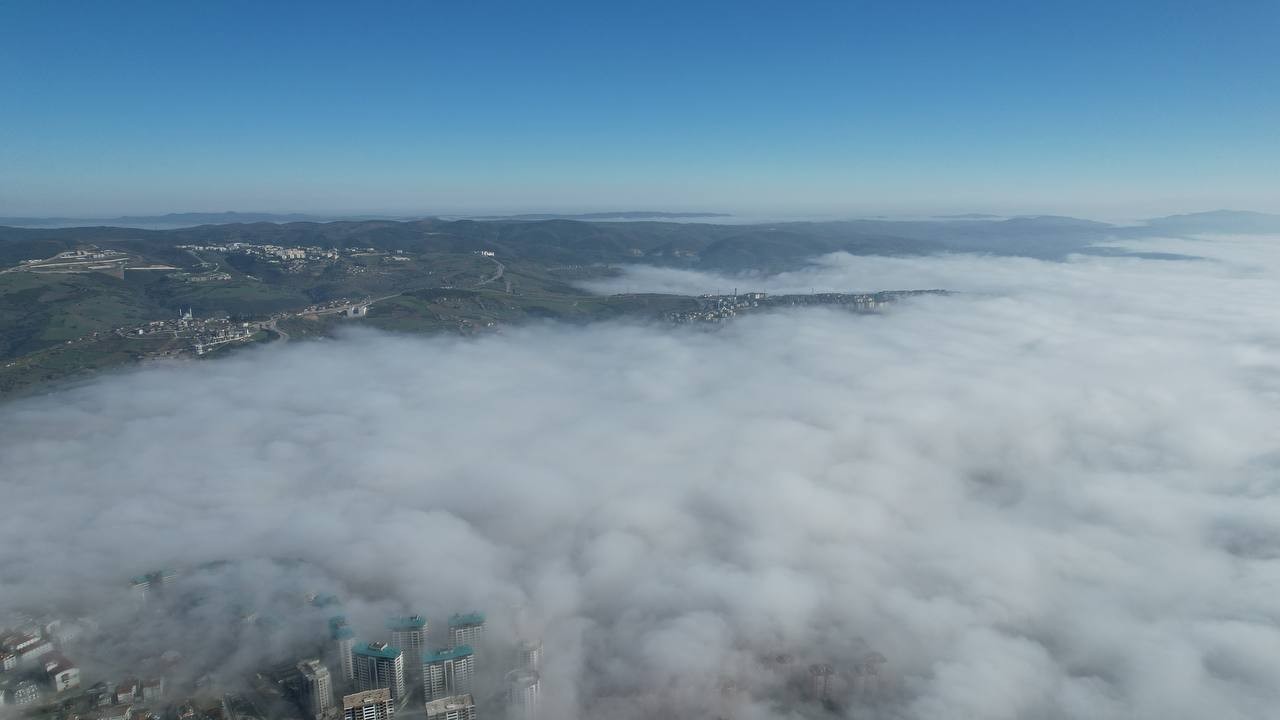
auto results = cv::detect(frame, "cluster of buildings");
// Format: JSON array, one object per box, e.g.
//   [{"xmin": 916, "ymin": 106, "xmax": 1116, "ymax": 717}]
[
  {"xmin": 666, "ymin": 292, "xmax": 769, "ymax": 324},
  {"xmin": 2, "ymin": 567, "xmax": 896, "ymax": 720},
  {"xmin": 162, "ymin": 244, "xmax": 414, "ymax": 283},
  {"xmin": 756, "ymin": 649, "xmax": 893, "ymax": 714},
  {"xmin": 0, "ymin": 624, "xmax": 90, "ymax": 709},
  {"xmin": 176, "ymin": 243, "xmax": 355, "ymax": 262},
  {"xmin": 12, "ymin": 248, "xmax": 131, "ymax": 274},
  {"xmin": 129, "ymin": 569, "xmax": 180, "ymax": 603},
  {"xmin": 665, "ymin": 289, "xmax": 949, "ymax": 324},
  {"xmin": 3, "ymin": 568, "xmax": 545, "ymax": 720},
  {"xmin": 167, "ymin": 270, "xmax": 234, "ymax": 283},
  {"xmin": 175, "ymin": 243, "xmax": 405, "ymax": 273},
  {"xmin": 764, "ymin": 289, "xmax": 947, "ymax": 309},
  {"xmin": 78, "ymin": 676, "xmax": 169, "ymax": 720},
  {"xmin": 2, "ymin": 574, "xmax": 192, "ymax": 716},
  {"xmin": 286, "ymin": 610, "xmax": 540, "ymax": 720},
  {"xmin": 115, "ymin": 312, "xmax": 256, "ymax": 356},
  {"xmin": 296, "ymin": 299, "xmax": 367, "ymax": 317}
]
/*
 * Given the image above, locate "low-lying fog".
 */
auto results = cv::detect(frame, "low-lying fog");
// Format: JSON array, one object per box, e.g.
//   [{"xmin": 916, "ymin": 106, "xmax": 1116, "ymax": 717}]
[{"xmin": 4, "ymin": 235, "xmax": 1279, "ymax": 719}]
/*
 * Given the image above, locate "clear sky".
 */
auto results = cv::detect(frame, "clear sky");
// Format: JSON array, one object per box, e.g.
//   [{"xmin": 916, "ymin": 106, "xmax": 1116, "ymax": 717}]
[{"xmin": 2, "ymin": 1, "xmax": 1277, "ymax": 218}]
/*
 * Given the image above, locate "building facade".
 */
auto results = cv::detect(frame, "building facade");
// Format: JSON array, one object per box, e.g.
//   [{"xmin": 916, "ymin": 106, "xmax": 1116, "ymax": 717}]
[
  {"xmin": 297, "ymin": 659, "xmax": 334, "ymax": 720},
  {"xmin": 386, "ymin": 617, "xmax": 427, "ymax": 668},
  {"xmin": 0, "ymin": 631, "xmax": 53, "ymax": 666},
  {"xmin": 446, "ymin": 614, "xmax": 484, "ymax": 651},
  {"xmin": 423, "ymin": 694, "xmax": 476, "ymax": 720},
  {"xmin": 142, "ymin": 678, "xmax": 164, "ymax": 702},
  {"xmin": 506, "ymin": 670, "xmax": 540, "ymax": 719},
  {"xmin": 342, "ymin": 689, "xmax": 394, "ymax": 720},
  {"xmin": 519, "ymin": 640, "xmax": 543, "ymax": 673},
  {"xmin": 353, "ymin": 643, "xmax": 405, "ymax": 703},
  {"xmin": 329, "ymin": 617, "xmax": 356, "ymax": 683},
  {"xmin": 421, "ymin": 646, "xmax": 474, "ymax": 702},
  {"xmin": 45, "ymin": 655, "xmax": 81, "ymax": 693}
]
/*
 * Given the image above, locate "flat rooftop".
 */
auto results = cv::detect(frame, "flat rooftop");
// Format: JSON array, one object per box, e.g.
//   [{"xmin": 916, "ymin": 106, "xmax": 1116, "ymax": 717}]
[
  {"xmin": 386, "ymin": 615, "xmax": 426, "ymax": 630},
  {"xmin": 447, "ymin": 612, "xmax": 484, "ymax": 628},
  {"xmin": 329, "ymin": 616, "xmax": 354, "ymax": 640},
  {"xmin": 342, "ymin": 689, "xmax": 391, "ymax": 709},
  {"xmin": 297, "ymin": 659, "xmax": 326, "ymax": 676},
  {"xmin": 423, "ymin": 694, "xmax": 474, "ymax": 713},
  {"xmin": 354, "ymin": 642, "xmax": 401, "ymax": 660},
  {"xmin": 422, "ymin": 645, "xmax": 473, "ymax": 664}
]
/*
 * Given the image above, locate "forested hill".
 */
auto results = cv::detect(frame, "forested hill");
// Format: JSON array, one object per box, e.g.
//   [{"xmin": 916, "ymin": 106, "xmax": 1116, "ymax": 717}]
[{"xmin": 0, "ymin": 215, "xmax": 1125, "ymax": 272}]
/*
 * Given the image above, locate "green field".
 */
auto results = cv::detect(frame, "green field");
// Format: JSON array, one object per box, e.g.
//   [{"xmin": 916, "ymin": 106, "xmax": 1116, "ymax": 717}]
[
  {"xmin": 0, "ymin": 272, "xmax": 161, "ymax": 358},
  {"xmin": 364, "ymin": 287, "xmax": 698, "ymax": 334}
]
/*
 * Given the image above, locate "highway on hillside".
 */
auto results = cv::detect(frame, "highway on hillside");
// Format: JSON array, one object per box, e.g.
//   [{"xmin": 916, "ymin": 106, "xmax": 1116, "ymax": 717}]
[
  {"xmin": 474, "ymin": 256, "xmax": 505, "ymax": 286},
  {"xmin": 270, "ymin": 256, "xmax": 508, "ymax": 343}
]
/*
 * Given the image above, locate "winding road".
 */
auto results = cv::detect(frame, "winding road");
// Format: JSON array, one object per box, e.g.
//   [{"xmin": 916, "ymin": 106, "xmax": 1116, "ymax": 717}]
[
  {"xmin": 266, "ymin": 256, "xmax": 506, "ymax": 344},
  {"xmin": 474, "ymin": 256, "xmax": 505, "ymax": 287}
]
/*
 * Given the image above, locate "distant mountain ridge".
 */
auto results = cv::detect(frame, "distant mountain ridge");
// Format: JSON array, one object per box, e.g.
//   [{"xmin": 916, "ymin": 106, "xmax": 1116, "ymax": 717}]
[
  {"xmin": 1138, "ymin": 210, "xmax": 1280, "ymax": 235},
  {"xmin": 0, "ymin": 210, "xmax": 731, "ymax": 228},
  {"xmin": 0, "ymin": 210, "xmax": 1271, "ymax": 273},
  {"xmin": 471, "ymin": 211, "xmax": 732, "ymax": 221},
  {"xmin": 0, "ymin": 211, "xmax": 345, "ymax": 228},
  {"xmin": 4, "ymin": 208, "xmax": 1276, "ymax": 235}
]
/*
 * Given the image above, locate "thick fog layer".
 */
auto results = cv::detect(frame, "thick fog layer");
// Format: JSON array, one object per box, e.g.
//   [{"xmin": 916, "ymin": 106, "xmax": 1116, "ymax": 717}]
[{"xmin": 4, "ymin": 236, "xmax": 1280, "ymax": 719}]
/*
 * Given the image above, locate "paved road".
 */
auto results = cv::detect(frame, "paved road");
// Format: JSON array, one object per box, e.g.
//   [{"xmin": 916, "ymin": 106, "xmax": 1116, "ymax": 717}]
[
  {"xmin": 475, "ymin": 257, "xmax": 505, "ymax": 287},
  {"xmin": 266, "ymin": 255, "xmax": 506, "ymax": 343},
  {"xmin": 262, "ymin": 319, "xmax": 289, "ymax": 343}
]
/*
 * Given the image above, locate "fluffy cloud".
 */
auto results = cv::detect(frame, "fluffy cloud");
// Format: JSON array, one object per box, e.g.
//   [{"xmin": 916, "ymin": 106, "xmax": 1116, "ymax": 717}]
[{"xmin": 4, "ymin": 235, "xmax": 1280, "ymax": 718}]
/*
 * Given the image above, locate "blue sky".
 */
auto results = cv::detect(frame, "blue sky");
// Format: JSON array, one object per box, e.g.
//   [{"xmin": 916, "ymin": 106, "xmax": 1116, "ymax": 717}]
[{"xmin": 2, "ymin": 1, "xmax": 1277, "ymax": 217}]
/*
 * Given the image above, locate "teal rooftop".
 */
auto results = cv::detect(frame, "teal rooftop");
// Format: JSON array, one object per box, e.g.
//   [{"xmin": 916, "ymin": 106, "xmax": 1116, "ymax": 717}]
[
  {"xmin": 386, "ymin": 615, "xmax": 427, "ymax": 630},
  {"xmin": 355, "ymin": 642, "xmax": 401, "ymax": 660},
  {"xmin": 423, "ymin": 645, "xmax": 473, "ymax": 664},
  {"xmin": 328, "ymin": 615, "xmax": 350, "ymax": 639},
  {"xmin": 448, "ymin": 612, "xmax": 484, "ymax": 628}
]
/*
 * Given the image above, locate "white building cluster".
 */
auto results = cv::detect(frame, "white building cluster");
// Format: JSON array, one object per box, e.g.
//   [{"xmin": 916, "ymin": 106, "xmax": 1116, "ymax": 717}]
[
  {"xmin": 178, "ymin": 242, "xmax": 345, "ymax": 261},
  {"xmin": 313, "ymin": 609, "xmax": 541, "ymax": 720},
  {"xmin": 5, "ymin": 570, "xmax": 552, "ymax": 720},
  {"xmin": 0, "ymin": 626, "xmax": 82, "ymax": 708}
]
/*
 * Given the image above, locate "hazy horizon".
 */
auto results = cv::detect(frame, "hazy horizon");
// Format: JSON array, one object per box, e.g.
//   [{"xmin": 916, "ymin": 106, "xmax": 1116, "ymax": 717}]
[
  {"xmin": 4, "ymin": 203, "xmax": 1278, "ymax": 227},
  {"xmin": 4, "ymin": 207, "xmax": 1277, "ymax": 230}
]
